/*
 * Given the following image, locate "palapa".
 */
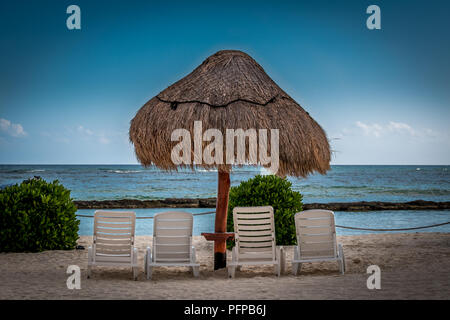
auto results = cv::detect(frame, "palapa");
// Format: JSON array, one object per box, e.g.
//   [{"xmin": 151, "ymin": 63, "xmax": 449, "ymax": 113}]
[{"xmin": 130, "ymin": 50, "xmax": 331, "ymax": 269}]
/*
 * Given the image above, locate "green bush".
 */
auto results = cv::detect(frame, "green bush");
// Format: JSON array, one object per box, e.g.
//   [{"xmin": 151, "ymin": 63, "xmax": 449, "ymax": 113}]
[
  {"xmin": 226, "ymin": 174, "xmax": 303, "ymax": 249},
  {"xmin": 0, "ymin": 177, "xmax": 79, "ymax": 252}
]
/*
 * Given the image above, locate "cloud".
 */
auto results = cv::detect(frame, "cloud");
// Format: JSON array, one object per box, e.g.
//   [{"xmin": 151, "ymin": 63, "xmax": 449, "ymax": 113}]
[
  {"xmin": 40, "ymin": 131, "xmax": 70, "ymax": 144},
  {"xmin": 98, "ymin": 135, "xmax": 110, "ymax": 144},
  {"xmin": 329, "ymin": 121, "xmax": 449, "ymax": 165},
  {"xmin": 77, "ymin": 125, "xmax": 93, "ymax": 136},
  {"xmin": 386, "ymin": 121, "xmax": 416, "ymax": 136},
  {"xmin": 77, "ymin": 125, "xmax": 111, "ymax": 145},
  {"xmin": 0, "ymin": 118, "xmax": 27, "ymax": 137},
  {"xmin": 353, "ymin": 121, "xmax": 436, "ymax": 139},
  {"xmin": 356, "ymin": 121, "xmax": 383, "ymax": 137},
  {"xmin": 42, "ymin": 125, "xmax": 123, "ymax": 147}
]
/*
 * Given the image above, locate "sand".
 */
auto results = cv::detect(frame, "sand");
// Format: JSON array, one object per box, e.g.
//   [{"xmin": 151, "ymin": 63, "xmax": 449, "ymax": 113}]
[{"xmin": 0, "ymin": 233, "xmax": 449, "ymax": 300}]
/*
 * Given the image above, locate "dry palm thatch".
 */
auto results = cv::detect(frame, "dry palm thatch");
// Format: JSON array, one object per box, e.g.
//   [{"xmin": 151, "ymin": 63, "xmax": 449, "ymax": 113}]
[{"xmin": 129, "ymin": 50, "xmax": 330, "ymax": 177}]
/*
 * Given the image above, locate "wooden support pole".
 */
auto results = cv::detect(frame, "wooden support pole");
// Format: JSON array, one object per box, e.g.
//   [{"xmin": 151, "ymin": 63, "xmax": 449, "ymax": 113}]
[
  {"xmin": 201, "ymin": 171, "xmax": 233, "ymax": 270},
  {"xmin": 213, "ymin": 170, "xmax": 230, "ymax": 270}
]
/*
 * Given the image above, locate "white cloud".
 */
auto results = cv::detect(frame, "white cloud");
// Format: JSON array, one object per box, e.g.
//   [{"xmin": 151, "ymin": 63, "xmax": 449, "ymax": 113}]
[
  {"xmin": 42, "ymin": 125, "xmax": 123, "ymax": 147},
  {"xmin": 356, "ymin": 121, "xmax": 383, "ymax": 137},
  {"xmin": 0, "ymin": 119, "xmax": 10, "ymax": 131},
  {"xmin": 77, "ymin": 125, "xmax": 111, "ymax": 145},
  {"xmin": 330, "ymin": 121, "xmax": 449, "ymax": 165},
  {"xmin": 0, "ymin": 118, "xmax": 27, "ymax": 137},
  {"xmin": 354, "ymin": 121, "xmax": 436, "ymax": 139},
  {"xmin": 40, "ymin": 131, "xmax": 70, "ymax": 144},
  {"xmin": 387, "ymin": 121, "xmax": 416, "ymax": 136},
  {"xmin": 424, "ymin": 128, "xmax": 438, "ymax": 138},
  {"xmin": 77, "ymin": 125, "xmax": 93, "ymax": 136},
  {"xmin": 98, "ymin": 135, "xmax": 110, "ymax": 144}
]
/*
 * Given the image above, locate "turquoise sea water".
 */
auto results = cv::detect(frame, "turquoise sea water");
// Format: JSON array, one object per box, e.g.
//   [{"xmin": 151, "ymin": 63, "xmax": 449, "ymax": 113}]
[
  {"xmin": 76, "ymin": 208, "xmax": 450, "ymax": 236},
  {"xmin": 1, "ymin": 165, "xmax": 449, "ymax": 235},
  {"xmin": 1, "ymin": 165, "xmax": 449, "ymax": 203}
]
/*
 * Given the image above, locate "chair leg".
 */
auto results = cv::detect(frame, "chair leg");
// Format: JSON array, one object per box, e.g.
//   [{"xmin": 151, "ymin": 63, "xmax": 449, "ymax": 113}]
[
  {"xmin": 342, "ymin": 255, "xmax": 346, "ymax": 274},
  {"xmin": 145, "ymin": 247, "xmax": 152, "ymax": 280},
  {"xmin": 229, "ymin": 247, "xmax": 238, "ymax": 278},
  {"xmin": 292, "ymin": 246, "xmax": 301, "ymax": 276},
  {"xmin": 292, "ymin": 262, "xmax": 299, "ymax": 276},
  {"xmin": 87, "ymin": 246, "xmax": 93, "ymax": 278},
  {"xmin": 193, "ymin": 266, "xmax": 199, "ymax": 278},
  {"xmin": 228, "ymin": 266, "xmax": 236, "ymax": 278},
  {"xmin": 144, "ymin": 256, "xmax": 148, "ymax": 276},
  {"xmin": 338, "ymin": 244, "xmax": 345, "ymax": 274},
  {"xmin": 147, "ymin": 266, "xmax": 153, "ymax": 280},
  {"xmin": 133, "ymin": 267, "xmax": 138, "ymax": 280},
  {"xmin": 132, "ymin": 247, "xmax": 138, "ymax": 280},
  {"xmin": 275, "ymin": 247, "xmax": 281, "ymax": 276}
]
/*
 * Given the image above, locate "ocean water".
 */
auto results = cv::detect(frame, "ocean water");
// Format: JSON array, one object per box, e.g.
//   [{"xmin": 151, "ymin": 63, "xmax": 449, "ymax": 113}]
[
  {"xmin": 1, "ymin": 165, "xmax": 449, "ymax": 235},
  {"xmin": 76, "ymin": 208, "xmax": 450, "ymax": 236},
  {"xmin": 0, "ymin": 165, "xmax": 449, "ymax": 203}
]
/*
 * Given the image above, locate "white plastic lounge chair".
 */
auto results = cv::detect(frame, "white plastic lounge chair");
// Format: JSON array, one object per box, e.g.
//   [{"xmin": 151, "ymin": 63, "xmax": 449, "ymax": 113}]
[
  {"xmin": 145, "ymin": 211, "xmax": 200, "ymax": 279},
  {"xmin": 228, "ymin": 206, "xmax": 285, "ymax": 278},
  {"xmin": 292, "ymin": 209, "xmax": 345, "ymax": 275},
  {"xmin": 87, "ymin": 210, "xmax": 138, "ymax": 280}
]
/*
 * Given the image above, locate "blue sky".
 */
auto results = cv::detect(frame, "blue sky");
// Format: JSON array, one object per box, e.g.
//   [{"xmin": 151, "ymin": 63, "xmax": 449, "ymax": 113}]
[{"xmin": 0, "ymin": 0, "xmax": 449, "ymax": 165}]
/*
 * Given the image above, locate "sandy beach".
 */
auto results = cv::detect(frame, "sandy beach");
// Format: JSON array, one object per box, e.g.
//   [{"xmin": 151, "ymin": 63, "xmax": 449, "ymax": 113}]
[{"xmin": 0, "ymin": 232, "xmax": 449, "ymax": 300}]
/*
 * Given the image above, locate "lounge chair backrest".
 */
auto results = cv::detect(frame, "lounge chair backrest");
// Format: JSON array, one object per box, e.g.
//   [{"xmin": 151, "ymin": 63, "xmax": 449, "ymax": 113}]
[
  {"xmin": 153, "ymin": 211, "xmax": 193, "ymax": 263},
  {"xmin": 233, "ymin": 206, "xmax": 275, "ymax": 260},
  {"xmin": 294, "ymin": 210, "xmax": 337, "ymax": 259},
  {"xmin": 93, "ymin": 210, "xmax": 136, "ymax": 257}
]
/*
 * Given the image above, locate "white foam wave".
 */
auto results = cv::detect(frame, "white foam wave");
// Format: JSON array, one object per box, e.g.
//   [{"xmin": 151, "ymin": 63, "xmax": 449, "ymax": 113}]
[
  {"xmin": 196, "ymin": 169, "xmax": 218, "ymax": 172},
  {"xmin": 108, "ymin": 170, "xmax": 143, "ymax": 174}
]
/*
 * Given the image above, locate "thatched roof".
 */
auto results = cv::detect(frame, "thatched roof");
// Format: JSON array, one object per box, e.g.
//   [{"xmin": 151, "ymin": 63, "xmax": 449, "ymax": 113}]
[{"xmin": 129, "ymin": 50, "xmax": 330, "ymax": 177}]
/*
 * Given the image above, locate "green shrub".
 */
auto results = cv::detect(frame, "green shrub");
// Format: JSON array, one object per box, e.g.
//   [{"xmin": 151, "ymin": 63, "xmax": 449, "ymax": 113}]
[
  {"xmin": 0, "ymin": 177, "xmax": 79, "ymax": 252},
  {"xmin": 226, "ymin": 174, "xmax": 303, "ymax": 249}
]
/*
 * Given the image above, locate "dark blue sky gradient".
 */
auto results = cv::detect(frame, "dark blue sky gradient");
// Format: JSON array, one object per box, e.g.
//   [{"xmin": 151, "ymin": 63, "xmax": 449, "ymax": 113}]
[{"xmin": 0, "ymin": 0, "xmax": 449, "ymax": 164}]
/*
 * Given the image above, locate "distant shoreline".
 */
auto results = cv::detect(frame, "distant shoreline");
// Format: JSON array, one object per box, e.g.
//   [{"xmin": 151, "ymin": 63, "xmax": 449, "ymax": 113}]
[{"xmin": 74, "ymin": 199, "xmax": 450, "ymax": 211}]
